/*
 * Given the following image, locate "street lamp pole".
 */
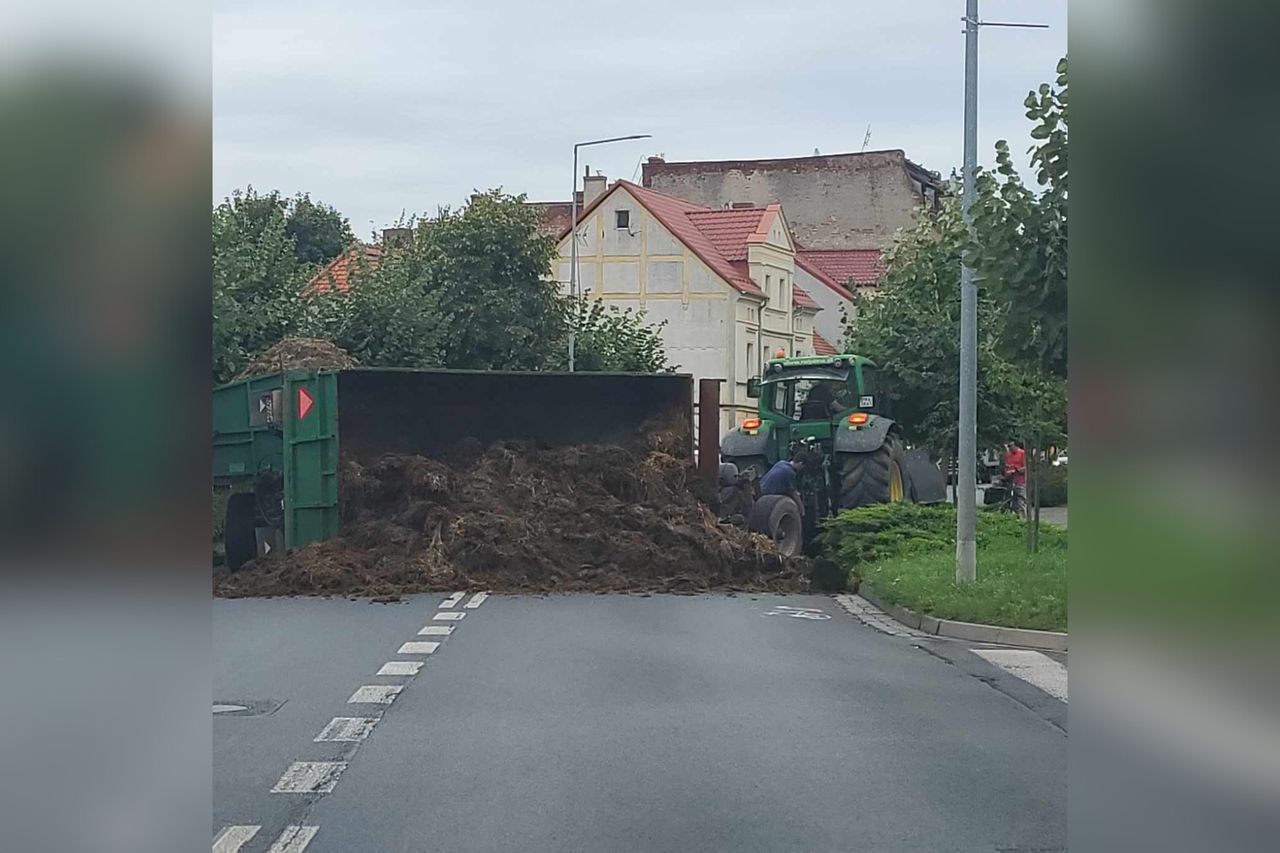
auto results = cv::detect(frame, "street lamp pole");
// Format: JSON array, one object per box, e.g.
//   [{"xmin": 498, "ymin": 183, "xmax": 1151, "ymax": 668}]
[
  {"xmin": 955, "ymin": 2, "xmax": 1048, "ymax": 583},
  {"xmin": 568, "ymin": 133, "xmax": 652, "ymax": 372}
]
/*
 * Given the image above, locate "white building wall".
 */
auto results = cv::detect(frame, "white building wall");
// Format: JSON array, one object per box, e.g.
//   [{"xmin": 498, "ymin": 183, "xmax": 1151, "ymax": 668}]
[{"xmin": 796, "ymin": 266, "xmax": 855, "ymax": 348}]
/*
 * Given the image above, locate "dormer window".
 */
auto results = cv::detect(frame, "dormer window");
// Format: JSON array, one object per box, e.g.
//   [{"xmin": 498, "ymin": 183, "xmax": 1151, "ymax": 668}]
[{"xmin": 615, "ymin": 210, "xmax": 631, "ymax": 229}]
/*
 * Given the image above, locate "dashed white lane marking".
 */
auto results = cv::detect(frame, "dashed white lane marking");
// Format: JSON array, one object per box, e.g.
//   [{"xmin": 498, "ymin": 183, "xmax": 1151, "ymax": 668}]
[
  {"xmin": 973, "ymin": 648, "xmax": 1069, "ymax": 703},
  {"xmin": 271, "ymin": 762, "xmax": 347, "ymax": 794},
  {"xmin": 266, "ymin": 825, "xmax": 319, "ymax": 852},
  {"xmin": 439, "ymin": 591, "xmax": 465, "ymax": 608},
  {"xmin": 464, "ymin": 591, "xmax": 489, "ymax": 608},
  {"xmin": 314, "ymin": 717, "xmax": 377, "ymax": 743},
  {"xmin": 834, "ymin": 594, "xmax": 928, "ymax": 638},
  {"xmin": 417, "ymin": 625, "xmax": 454, "ymax": 636},
  {"xmin": 213, "ymin": 825, "xmax": 259, "ymax": 852},
  {"xmin": 348, "ymin": 685, "xmax": 403, "ymax": 704},
  {"xmin": 433, "ymin": 611, "xmax": 465, "ymax": 622},
  {"xmin": 397, "ymin": 640, "xmax": 441, "ymax": 655},
  {"xmin": 377, "ymin": 660, "xmax": 423, "ymax": 676}
]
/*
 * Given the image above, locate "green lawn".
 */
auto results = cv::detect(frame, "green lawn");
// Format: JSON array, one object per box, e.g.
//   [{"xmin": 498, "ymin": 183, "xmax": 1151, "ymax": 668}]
[
  {"xmin": 819, "ymin": 504, "xmax": 1067, "ymax": 632},
  {"xmin": 859, "ymin": 538, "xmax": 1066, "ymax": 632}
]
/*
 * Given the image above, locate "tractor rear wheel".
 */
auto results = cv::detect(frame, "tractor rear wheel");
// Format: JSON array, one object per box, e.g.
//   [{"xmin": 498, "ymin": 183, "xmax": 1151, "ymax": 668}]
[
  {"xmin": 839, "ymin": 435, "xmax": 908, "ymax": 509},
  {"xmin": 748, "ymin": 495, "xmax": 803, "ymax": 558}
]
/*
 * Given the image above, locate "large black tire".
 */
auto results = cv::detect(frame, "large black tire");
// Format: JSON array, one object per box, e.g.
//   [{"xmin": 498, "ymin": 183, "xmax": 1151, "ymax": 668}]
[
  {"xmin": 224, "ymin": 492, "xmax": 259, "ymax": 571},
  {"xmin": 748, "ymin": 494, "xmax": 803, "ymax": 558},
  {"xmin": 716, "ymin": 463, "xmax": 751, "ymax": 522},
  {"xmin": 839, "ymin": 434, "xmax": 909, "ymax": 509}
]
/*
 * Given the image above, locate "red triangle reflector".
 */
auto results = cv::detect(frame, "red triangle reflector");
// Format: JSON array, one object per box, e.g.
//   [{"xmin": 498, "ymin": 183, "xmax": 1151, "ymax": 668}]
[{"xmin": 297, "ymin": 387, "xmax": 314, "ymax": 420}]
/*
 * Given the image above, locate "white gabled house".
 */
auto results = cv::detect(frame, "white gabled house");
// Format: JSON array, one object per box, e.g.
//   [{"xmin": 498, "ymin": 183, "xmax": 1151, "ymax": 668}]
[{"xmin": 551, "ymin": 180, "xmax": 853, "ymax": 431}]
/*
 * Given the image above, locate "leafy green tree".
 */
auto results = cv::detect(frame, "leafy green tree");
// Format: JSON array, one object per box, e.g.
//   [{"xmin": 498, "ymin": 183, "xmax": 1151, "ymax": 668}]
[
  {"xmin": 554, "ymin": 297, "xmax": 670, "ymax": 372},
  {"xmin": 845, "ymin": 194, "xmax": 1026, "ymax": 458},
  {"xmin": 285, "ymin": 193, "xmax": 355, "ymax": 266},
  {"xmin": 212, "ymin": 188, "xmax": 309, "ymax": 381},
  {"xmin": 970, "ymin": 56, "xmax": 1068, "ymax": 379}
]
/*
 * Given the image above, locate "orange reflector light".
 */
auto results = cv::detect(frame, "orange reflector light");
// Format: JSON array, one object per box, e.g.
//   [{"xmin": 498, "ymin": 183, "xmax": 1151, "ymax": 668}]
[
  {"xmin": 848, "ymin": 412, "xmax": 870, "ymax": 426},
  {"xmin": 742, "ymin": 418, "xmax": 762, "ymax": 430}
]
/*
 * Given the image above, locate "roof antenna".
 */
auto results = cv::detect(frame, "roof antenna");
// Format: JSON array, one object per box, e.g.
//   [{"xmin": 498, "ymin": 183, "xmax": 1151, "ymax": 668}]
[{"xmin": 861, "ymin": 124, "xmax": 872, "ymax": 152}]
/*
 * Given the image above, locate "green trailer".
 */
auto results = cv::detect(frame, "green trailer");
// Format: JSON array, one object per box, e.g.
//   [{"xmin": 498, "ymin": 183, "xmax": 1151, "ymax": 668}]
[{"xmin": 213, "ymin": 368, "xmax": 693, "ymax": 570}]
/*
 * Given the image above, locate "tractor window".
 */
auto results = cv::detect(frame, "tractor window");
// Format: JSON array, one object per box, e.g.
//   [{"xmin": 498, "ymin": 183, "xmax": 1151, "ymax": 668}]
[
  {"xmin": 859, "ymin": 366, "xmax": 892, "ymax": 415},
  {"xmin": 768, "ymin": 378, "xmax": 852, "ymax": 420}
]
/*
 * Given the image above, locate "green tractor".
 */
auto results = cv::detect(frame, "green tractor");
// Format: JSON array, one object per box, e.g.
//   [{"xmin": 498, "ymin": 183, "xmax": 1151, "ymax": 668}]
[{"xmin": 718, "ymin": 353, "xmax": 914, "ymax": 554}]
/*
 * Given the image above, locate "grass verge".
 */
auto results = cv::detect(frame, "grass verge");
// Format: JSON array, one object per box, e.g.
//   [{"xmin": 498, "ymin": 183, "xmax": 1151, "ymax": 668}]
[{"xmin": 819, "ymin": 504, "xmax": 1066, "ymax": 632}]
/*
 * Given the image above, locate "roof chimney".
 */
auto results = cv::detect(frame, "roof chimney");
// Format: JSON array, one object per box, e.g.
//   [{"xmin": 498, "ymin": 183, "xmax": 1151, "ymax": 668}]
[
  {"xmin": 381, "ymin": 227, "xmax": 413, "ymax": 249},
  {"xmin": 583, "ymin": 171, "xmax": 608, "ymax": 206},
  {"xmin": 647, "ymin": 155, "xmax": 665, "ymax": 164}
]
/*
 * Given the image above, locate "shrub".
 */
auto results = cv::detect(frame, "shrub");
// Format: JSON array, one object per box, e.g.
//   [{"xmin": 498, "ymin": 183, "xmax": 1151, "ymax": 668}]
[
  {"xmin": 818, "ymin": 502, "xmax": 1065, "ymax": 577},
  {"xmin": 1037, "ymin": 463, "xmax": 1067, "ymax": 507}
]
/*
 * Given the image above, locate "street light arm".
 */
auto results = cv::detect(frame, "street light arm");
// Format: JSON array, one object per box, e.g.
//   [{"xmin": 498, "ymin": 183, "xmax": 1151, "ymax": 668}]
[{"xmin": 574, "ymin": 133, "xmax": 652, "ymax": 151}]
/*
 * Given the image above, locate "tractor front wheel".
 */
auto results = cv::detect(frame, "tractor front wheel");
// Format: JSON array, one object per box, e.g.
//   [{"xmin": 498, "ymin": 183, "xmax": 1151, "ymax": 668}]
[{"xmin": 839, "ymin": 435, "xmax": 908, "ymax": 509}]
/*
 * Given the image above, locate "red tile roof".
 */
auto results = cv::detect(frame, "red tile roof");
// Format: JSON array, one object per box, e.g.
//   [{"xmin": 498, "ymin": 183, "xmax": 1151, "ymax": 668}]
[
  {"xmin": 303, "ymin": 245, "xmax": 383, "ymax": 295},
  {"xmin": 564, "ymin": 181, "xmax": 833, "ymax": 303},
  {"xmin": 792, "ymin": 284, "xmax": 819, "ymax": 310},
  {"xmin": 813, "ymin": 331, "xmax": 839, "ymax": 355},
  {"xmin": 529, "ymin": 201, "xmax": 575, "ymax": 237},
  {"xmin": 797, "ymin": 249, "xmax": 885, "ymax": 287}
]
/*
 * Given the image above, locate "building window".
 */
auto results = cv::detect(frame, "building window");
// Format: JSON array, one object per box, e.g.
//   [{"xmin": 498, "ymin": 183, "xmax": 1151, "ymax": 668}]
[
  {"xmin": 615, "ymin": 210, "xmax": 630, "ymax": 229},
  {"xmin": 765, "ymin": 274, "xmax": 772, "ymax": 303},
  {"xmin": 746, "ymin": 342, "xmax": 755, "ymax": 377}
]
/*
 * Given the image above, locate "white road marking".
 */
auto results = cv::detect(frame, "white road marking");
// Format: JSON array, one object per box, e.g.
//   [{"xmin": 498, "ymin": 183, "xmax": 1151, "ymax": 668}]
[
  {"xmin": 972, "ymin": 648, "xmax": 1069, "ymax": 703},
  {"xmin": 314, "ymin": 717, "xmax": 377, "ymax": 742},
  {"xmin": 439, "ymin": 591, "xmax": 465, "ymax": 608},
  {"xmin": 213, "ymin": 703, "xmax": 248, "ymax": 714},
  {"xmin": 377, "ymin": 660, "xmax": 423, "ymax": 676},
  {"xmin": 763, "ymin": 606, "xmax": 830, "ymax": 620},
  {"xmin": 397, "ymin": 641, "xmax": 440, "ymax": 655},
  {"xmin": 213, "ymin": 825, "xmax": 259, "ymax": 852},
  {"xmin": 464, "ymin": 591, "xmax": 489, "ymax": 608},
  {"xmin": 433, "ymin": 611, "xmax": 465, "ymax": 621},
  {"xmin": 266, "ymin": 825, "xmax": 320, "ymax": 852},
  {"xmin": 271, "ymin": 761, "xmax": 347, "ymax": 794},
  {"xmin": 348, "ymin": 685, "xmax": 403, "ymax": 704},
  {"xmin": 417, "ymin": 625, "xmax": 454, "ymax": 636}
]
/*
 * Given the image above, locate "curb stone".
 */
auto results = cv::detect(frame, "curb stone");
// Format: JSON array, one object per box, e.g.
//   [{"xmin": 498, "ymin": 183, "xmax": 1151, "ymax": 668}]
[{"xmin": 856, "ymin": 584, "xmax": 1068, "ymax": 652}]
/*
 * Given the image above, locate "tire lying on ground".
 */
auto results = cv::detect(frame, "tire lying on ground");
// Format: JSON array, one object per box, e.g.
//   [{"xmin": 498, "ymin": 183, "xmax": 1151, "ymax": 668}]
[
  {"xmin": 224, "ymin": 492, "xmax": 259, "ymax": 571},
  {"xmin": 747, "ymin": 494, "xmax": 803, "ymax": 558},
  {"xmin": 840, "ymin": 433, "xmax": 908, "ymax": 509}
]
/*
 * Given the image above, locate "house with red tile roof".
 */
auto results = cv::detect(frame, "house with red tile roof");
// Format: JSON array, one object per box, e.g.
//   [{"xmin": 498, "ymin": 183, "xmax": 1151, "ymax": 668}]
[
  {"xmin": 552, "ymin": 179, "xmax": 855, "ymax": 430},
  {"xmin": 301, "ymin": 244, "xmax": 383, "ymax": 295}
]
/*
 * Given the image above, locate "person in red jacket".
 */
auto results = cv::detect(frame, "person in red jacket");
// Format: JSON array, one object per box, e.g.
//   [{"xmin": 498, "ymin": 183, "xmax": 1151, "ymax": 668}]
[{"xmin": 1003, "ymin": 442, "xmax": 1027, "ymax": 513}]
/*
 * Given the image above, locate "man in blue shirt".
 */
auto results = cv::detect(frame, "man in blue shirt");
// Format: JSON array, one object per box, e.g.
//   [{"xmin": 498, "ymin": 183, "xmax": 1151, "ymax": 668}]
[{"xmin": 759, "ymin": 451, "xmax": 807, "ymax": 517}]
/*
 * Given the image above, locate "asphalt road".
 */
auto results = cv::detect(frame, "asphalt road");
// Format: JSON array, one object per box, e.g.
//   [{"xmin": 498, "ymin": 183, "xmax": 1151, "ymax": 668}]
[{"xmin": 214, "ymin": 593, "xmax": 1066, "ymax": 852}]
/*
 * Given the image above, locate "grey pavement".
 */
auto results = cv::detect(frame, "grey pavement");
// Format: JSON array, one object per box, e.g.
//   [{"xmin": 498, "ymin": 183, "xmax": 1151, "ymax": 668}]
[{"xmin": 214, "ymin": 593, "xmax": 1066, "ymax": 852}]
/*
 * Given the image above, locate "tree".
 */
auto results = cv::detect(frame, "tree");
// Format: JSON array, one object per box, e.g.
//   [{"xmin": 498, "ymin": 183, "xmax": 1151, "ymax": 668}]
[
  {"xmin": 969, "ymin": 56, "xmax": 1069, "ymax": 548},
  {"xmin": 970, "ymin": 56, "xmax": 1068, "ymax": 380},
  {"xmin": 285, "ymin": 193, "xmax": 355, "ymax": 266},
  {"xmin": 845, "ymin": 193, "xmax": 1026, "ymax": 461},
  {"xmin": 554, "ymin": 297, "xmax": 670, "ymax": 373},
  {"xmin": 212, "ymin": 188, "xmax": 309, "ymax": 382}
]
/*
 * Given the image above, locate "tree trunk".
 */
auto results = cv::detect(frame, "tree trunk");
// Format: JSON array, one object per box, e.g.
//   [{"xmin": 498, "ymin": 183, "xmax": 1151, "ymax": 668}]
[{"xmin": 1026, "ymin": 441, "xmax": 1039, "ymax": 553}]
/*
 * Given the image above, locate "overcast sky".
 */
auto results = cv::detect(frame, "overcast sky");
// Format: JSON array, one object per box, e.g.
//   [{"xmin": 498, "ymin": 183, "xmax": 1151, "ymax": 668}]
[{"xmin": 213, "ymin": 0, "xmax": 1067, "ymax": 238}]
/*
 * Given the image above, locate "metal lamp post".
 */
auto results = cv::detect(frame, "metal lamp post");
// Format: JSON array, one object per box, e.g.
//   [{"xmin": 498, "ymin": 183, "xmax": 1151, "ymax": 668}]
[
  {"xmin": 568, "ymin": 133, "xmax": 652, "ymax": 372},
  {"xmin": 955, "ymin": 2, "xmax": 1048, "ymax": 583}
]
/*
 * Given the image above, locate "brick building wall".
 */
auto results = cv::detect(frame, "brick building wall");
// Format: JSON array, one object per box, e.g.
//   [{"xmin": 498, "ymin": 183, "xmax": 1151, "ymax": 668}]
[{"xmin": 642, "ymin": 149, "xmax": 942, "ymax": 251}]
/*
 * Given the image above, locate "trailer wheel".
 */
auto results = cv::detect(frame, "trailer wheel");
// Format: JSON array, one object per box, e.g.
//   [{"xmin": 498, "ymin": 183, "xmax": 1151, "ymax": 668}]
[
  {"xmin": 748, "ymin": 495, "xmax": 803, "ymax": 558},
  {"xmin": 224, "ymin": 492, "xmax": 259, "ymax": 571},
  {"xmin": 839, "ymin": 434, "xmax": 908, "ymax": 509}
]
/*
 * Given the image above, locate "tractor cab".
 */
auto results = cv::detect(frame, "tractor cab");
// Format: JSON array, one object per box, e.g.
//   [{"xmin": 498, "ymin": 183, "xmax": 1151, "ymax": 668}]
[{"xmin": 742, "ymin": 354, "xmax": 888, "ymax": 457}]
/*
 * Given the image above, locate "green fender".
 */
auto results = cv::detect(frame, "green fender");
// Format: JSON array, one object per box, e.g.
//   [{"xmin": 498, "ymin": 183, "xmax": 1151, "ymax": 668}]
[
  {"xmin": 721, "ymin": 424, "xmax": 775, "ymax": 463},
  {"xmin": 833, "ymin": 415, "xmax": 896, "ymax": 454}
]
